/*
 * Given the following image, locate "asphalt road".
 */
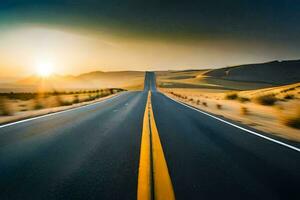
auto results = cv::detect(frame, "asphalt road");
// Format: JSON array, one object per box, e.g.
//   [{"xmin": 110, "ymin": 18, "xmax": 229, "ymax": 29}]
[
  {"xmin": 0, "ymin": 90, "xmax": 148, "ymax": 199},
  {"xmin": 1, "ymin": 72, "xmax": 300, "ymax": 200}
]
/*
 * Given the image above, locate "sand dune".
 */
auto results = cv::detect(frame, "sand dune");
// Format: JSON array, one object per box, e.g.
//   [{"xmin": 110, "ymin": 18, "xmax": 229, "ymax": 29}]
[
  {"xmin": 161, "ymin": 82, "xmax": 300, "ymax": 142},
  {"xmin": 204, "ymin": 60, "xmax": 300, "ymax": 85},
  {"xmin": 157, "ymin": 60, "xmax": 300, "ymax": 142},
  {"xmin": 157, "ymin": 59, "xmax": 300, "ymax": 90}
]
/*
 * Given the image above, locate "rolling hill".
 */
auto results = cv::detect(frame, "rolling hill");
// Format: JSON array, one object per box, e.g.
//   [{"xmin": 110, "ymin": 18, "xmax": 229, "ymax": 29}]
[
  {"xmin": 203, "ymin": 60, "xmax": 300, "ymax": 85},
  {"xmin": 1, "ymin": 71, "xmax": 145, "ymax": 92}
]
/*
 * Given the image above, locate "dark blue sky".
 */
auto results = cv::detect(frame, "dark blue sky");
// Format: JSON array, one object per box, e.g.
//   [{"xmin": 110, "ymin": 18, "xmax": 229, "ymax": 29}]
[
  {"xmin": 1, "ymin": 0, "xmax": 299, "ymax": 44},
  {"xmin": 0, "ymin": 0, "xmax": 300, "ymax": 73}
]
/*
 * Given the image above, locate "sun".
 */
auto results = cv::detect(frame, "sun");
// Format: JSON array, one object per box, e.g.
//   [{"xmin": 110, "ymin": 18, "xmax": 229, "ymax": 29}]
[{"xmin": 36, "ymin": 62, "xmax": 53, "ymax": 77}]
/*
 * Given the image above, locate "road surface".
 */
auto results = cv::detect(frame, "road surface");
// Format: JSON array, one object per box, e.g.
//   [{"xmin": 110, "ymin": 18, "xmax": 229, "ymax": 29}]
[{"xmin": 0, "ymin": 72, "xmax": 299, "ymax": 200}]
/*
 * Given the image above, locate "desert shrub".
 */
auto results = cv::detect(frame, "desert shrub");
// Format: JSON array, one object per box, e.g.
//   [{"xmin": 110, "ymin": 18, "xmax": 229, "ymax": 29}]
[
  {"xmin": 55, "ymin": 95, "xmax": 63, "ymax": 105},
  {"xmin": 284, "ymin": 94, "xmax": 295, "ymax": 100},
  {"xmin": 255, "ymin": 95, "xmax": 278, "ymax": 106},
  {"xmin": 73, "ymin": 95, "xmax": 80, "ymax": 104},
  {"xmin": 189, "ymin": 98, "xmax": 194, "ymax": 102},
  {"xmin": 33, "ymin": 101, "xmax": 44, "ymax": 110},
  {"xmin": 0, "ymin": 97, "xmax": 13, "ymax": 116},
  {"xmin": 171, "ymin": 92, "xmax": 184, "ymax": 99},
  {"xmin": 52, "ymin": 90, "xmax": 59, "ymax": 95},
  {"xmin": 100, "ymin": 90, "xmax": 108, "ymax": 96},
  {"xmin": 202, "ymin": 102, "xmax": 207, "ymax": 107},
  {"xmin": 61, "ymin": 101, "xmax": 73, "ymax": 106},
  {"xmin": 216, "ymin": 104, "xmax": 222, "ymax": 109},
  {"xmin": 88, "ymin": 95, "xmax": 96, "ymax": 101},
  {"xmin": 54, "ymin": 94, "xmax": 72, "ymax": 106},
  {"xmin": 225, "ymin": 93, "xmax": 238, "ymax": 100},
  {"xmin": 281, "ymin": 107, "xmax": 300, "ymax": 129},
  {"xmin": 238, "ymin": 97, "xmax": 250, "ymax": 103},
  {"xmin": 240, "ymin": 106, "xmax": 249, "ymax": 115},
  {"xmin": 282, "ymin": 87, "xmax": 296, "ymax": 93},
  {"xmin": 283, "ymin": 116, "xmax": 300, "ymax": 129},
  {"xmin": 196, "ymin": 100, "xmax": 201, "ymax": 105},
  {"xmin": 0, "ymin": 92, "xmax": 36, "ymax": 101}
]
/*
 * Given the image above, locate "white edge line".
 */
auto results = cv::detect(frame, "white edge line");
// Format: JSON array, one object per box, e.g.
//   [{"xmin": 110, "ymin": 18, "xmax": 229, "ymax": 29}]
[
  {"xmin": 165, "ymin": 94, "xmax": 300, "ymax": 153},
  {"xmin": 0, "ymin": 92, "xmax": 126, "ymax": 129}
]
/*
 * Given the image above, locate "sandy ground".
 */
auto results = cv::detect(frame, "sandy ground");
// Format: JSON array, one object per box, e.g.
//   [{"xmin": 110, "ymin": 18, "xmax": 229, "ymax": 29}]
[
  {"xmin": 0, "ymin": 72, "xmax": 145, "ymax": 125},
  {"xmin": 161, "ymin": 87, "xmax": 300, "ymax": 142},
  {"xmin": 157, "ymin": 70, "xmax": 300, "ymax": 142},
  {"xmin": 0, "ymin": 92, "xmax": 121, "ymax": 125},
  {"xmin": 156, "ymin": 70, "xmax": 275, "ymax": 90}
]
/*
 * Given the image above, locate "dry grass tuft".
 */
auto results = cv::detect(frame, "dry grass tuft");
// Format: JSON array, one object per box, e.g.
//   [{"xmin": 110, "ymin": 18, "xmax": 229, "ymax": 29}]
[
  {"xmin": 281, "ymin": 107, "xmax": 300, "ymax": 129},
  {"xmin": 255, "ymin": 94, "xmax": 278, "ymax": 106},
  {"xmin": 216, "ymin": 104, "xmax": 222, "ymax": 109},
  {"xmin": 72, "ymin": 95, "xmax": 80, "ymax": 104},
  {"xmin": 55, "ymin": 95, "xmax": 64, "ymax": 106},
  {"xmin": 202, "ymin": 102, "xmax": 208, "ymax": 107},
  {"xmin": 225, "ymin": 93, "xmax": 238, "ymax": 100},
  {"xmin": 0, "ymin": 97, "xmax": 13, "ymax": 116},
  {"xmin": 61, "ymin": 101, "xmax": 73, "ymax": 106},
  {"xmin": 240, "ymin": 106, "xmax": 249, "ymax": 115},
  {"xmin": 33, "ymin": 102, "xmax": 44, "ymax": 110},
  {"xmin": 238, "ymin": 97, "xmax": 250, "ymax": 103},
  {"xmin": 54, "ymin": 95, "xmax": 73, "ymax": 106},
  {"xmin": 284, "ymin": 94, "xmax": 295, "ymax": 100}
]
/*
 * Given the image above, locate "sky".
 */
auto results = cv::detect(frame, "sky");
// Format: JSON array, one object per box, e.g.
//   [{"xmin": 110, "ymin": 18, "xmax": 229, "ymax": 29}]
[{"xmin": 0, "ymin": 0, "xmax": 300, "ymax": 77}]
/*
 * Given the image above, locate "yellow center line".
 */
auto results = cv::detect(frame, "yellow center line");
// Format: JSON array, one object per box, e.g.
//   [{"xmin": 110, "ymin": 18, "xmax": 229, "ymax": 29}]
[
  {"xmin": 137, "ymin": 93, "xmax": 152, "ymax": 200},
  {"xmin": 137, "ymin": 91, "xmax": 175, "ymax": 200}
]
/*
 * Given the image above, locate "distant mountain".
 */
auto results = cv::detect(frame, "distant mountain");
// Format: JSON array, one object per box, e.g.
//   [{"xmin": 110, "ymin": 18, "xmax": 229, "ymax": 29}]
[
  {"xmin": 77, "ymin": 71, "xmax": 143, "ymax": 80},
  {"xmin": 18, "ymin": 74, "xmax": 76, "ymax": 85},
  {"xmin": 76, "ymin": 71, "xmax": 105, "ymax": 79},
  {"xmin": 4, "ymin": 71, "xmax": 145, "ymax": 92},
  {"xmin": 204, "ymin": 60, "xmax": 300, "ymax": 85}
]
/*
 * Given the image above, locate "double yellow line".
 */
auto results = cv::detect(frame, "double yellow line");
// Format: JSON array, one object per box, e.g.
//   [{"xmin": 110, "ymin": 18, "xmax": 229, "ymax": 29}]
[{"xmin": 137, "ymin": 91, "xmax": 175, "ymax": 200}]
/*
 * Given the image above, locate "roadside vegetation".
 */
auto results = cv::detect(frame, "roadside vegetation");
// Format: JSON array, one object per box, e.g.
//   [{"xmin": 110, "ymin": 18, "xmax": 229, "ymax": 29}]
[
  {"xmin": 240, "ymin": 106, "xmax": 249, "ymax": 115},
  {"xmin": 0, "ymin": 97, "xmax": 13, "ymax": 116},
  {"xmin": 280, "ymin": 106, "xmax": 300, "ymax": 129},
  {"xmin": 216, "ymin": 104, "xmax": 222, "ymax": 110},
  {"xmin": 225, "ymin": 93, "xmax": 250, "ymax": 103},
  {"xmin": 0, "ymin": 88, "xmax": 125, "ymax": 117},
  {"xmin": 164, "ymin": 83, "xmax": 300, "ymax": 141},
  {"xmin": 255, "ymin": 94, "xmax": 278, "ymax": 106},
  {"xmin": 225, "ymin": 93, "xmax": 238, "ymax": 100}
]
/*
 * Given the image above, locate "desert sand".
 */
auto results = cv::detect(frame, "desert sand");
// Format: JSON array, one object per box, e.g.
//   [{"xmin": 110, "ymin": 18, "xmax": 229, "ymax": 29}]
[{"xmin": 157, "ymin": 66, "xmax": 300, "ymax": 142}]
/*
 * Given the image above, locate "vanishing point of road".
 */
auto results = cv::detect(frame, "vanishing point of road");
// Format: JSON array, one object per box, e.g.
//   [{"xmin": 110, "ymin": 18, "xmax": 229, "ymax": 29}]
[{"xmin": 0, "ymin": 72, "xmax": 299, "ymax": 200}]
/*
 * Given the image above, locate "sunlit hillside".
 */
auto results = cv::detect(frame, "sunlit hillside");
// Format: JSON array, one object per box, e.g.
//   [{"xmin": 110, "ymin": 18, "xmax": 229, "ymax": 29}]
[
  {"xmin": 204, "ymin": 60, "xmax": 300, "ymax": 85},
  {"xmin": 158, "ymin": 59, "xmax": 300, "ymax": 91},
  {"xmin": 0, "ymin": 71, "xmax": 145, "ymax": 92},
  {"xmin": 157, "ymin": 61, "xmax": 300, "ymax": 141}
]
